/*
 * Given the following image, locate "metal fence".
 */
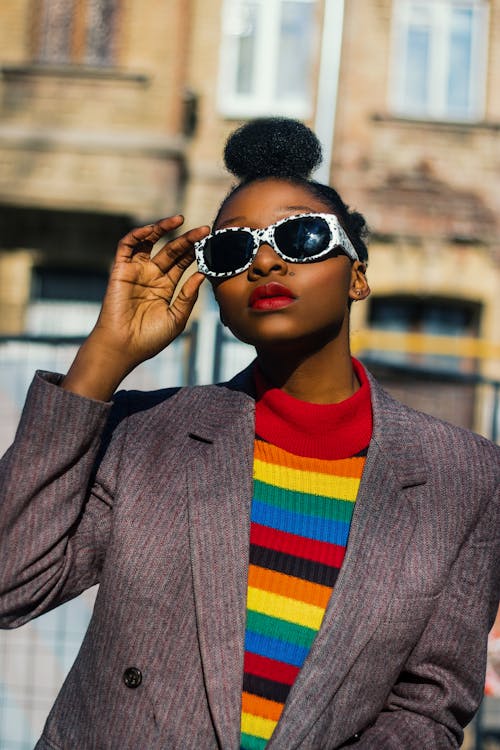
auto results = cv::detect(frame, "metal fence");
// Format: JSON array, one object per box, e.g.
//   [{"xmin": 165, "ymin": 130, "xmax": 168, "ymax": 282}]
[{"xmin": 0, "ymin": 327, "xmax": 499, "ymax": 748}]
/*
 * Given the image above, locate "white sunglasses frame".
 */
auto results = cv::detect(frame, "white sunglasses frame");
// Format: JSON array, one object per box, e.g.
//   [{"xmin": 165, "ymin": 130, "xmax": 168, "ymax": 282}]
[{"xmin": 194, "ymin": 212, "xmax": 360, "ymax": 279}]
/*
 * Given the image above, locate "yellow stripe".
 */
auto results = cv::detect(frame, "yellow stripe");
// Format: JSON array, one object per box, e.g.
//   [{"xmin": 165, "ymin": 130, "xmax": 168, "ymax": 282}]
[
  {"xmin": 254, "ymin": 440, "xmax": 366, "ymax": 478},
  {"xmin": 241, "ymin": 711, "xmax": 278, "ymax": 741},
  {"xmin": 254, "ymin": 458, "xmax": 359, "ymax": 501},
  {"xmin": 247, "ymin": 586, "xmax": 325, "ymax": 630}
]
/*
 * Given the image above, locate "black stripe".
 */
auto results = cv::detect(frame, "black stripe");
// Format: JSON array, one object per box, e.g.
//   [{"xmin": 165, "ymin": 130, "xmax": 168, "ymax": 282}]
[
  {"xmin": 250, "ymin": 544, "xmax": 339, "ymax": 588},
  {"xmin": 354, "ymin": 445, "xmax": 369, "ymax": 457},
  {"xmin": 256, "ymin": 435, "xmax": 369, "ymax": 458},
  {"xmin": 243, "ymin": 673, "xmax": 291, "ymax": 704}
]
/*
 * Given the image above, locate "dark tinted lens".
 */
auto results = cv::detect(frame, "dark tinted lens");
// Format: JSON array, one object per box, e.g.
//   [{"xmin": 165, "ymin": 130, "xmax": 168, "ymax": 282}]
[
  {"xmin": 274, "ymin": 217, "xmax": 331, "ymax": 260},
  {"xmin": 203, "ymin": 231, "xmax": 254, "ymax": 275}
]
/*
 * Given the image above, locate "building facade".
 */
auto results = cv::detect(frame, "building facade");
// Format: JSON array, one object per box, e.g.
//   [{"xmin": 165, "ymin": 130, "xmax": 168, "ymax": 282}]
[{"xmin": 1, "ymin": 0, "xmax": 499, "ymax": 436}]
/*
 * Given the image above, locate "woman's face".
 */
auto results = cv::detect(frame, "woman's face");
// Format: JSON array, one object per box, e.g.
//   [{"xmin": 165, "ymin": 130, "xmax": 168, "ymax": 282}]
[{"xmin": 212, "ymin": 179, "xmax": 369, "ymax": 352}]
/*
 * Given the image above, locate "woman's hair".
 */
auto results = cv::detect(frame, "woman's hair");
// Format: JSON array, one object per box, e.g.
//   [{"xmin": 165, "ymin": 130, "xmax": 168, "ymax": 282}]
[{"xmin": 215, "ymin": 117, "xmax": 369, "ymax": 263}]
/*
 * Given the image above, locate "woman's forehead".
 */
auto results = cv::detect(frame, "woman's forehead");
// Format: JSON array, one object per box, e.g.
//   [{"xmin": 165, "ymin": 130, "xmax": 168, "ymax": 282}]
[{"xmin": 216, "ymin": 179, "xmax": 334, "ymax": 229}]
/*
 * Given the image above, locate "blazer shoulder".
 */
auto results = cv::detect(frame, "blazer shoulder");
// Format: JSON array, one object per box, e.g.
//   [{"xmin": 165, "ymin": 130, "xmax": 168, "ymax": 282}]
[
  {"xmin": 369, "ymin": 372, "xmax": 499, "ymax": 472},
  {"xmin": 108, "ymin": 375, "xmax": 254, "ymax": 434},
  {"xmin": 407, "ymin": 401, "xmax": 497, "ymax": 460}
]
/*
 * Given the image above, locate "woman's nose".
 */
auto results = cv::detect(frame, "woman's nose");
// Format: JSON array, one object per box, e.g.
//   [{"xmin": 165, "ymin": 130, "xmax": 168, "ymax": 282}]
[{"xmin": 248, "ymin": 242, "xmax": 287, "ymax": 277}]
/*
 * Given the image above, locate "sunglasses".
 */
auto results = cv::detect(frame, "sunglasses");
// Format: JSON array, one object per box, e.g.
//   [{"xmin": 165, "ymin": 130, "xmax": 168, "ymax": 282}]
[{"xmin": 194, "ymin": 213, "xmax": 360, "ymax": 279}]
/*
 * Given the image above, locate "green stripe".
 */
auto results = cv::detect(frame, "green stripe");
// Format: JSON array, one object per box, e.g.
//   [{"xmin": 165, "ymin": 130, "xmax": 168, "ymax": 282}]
[
  {"xmin": 246, "ymin": 609, "xmax": 317, "ymax": 649},
  {"xmin": 240, "ymin": 732, "xmax": 268, "ymax": 750},
  {"xmin": 254, "ymin": 479, "xmax": 356, "ymax": 523}
]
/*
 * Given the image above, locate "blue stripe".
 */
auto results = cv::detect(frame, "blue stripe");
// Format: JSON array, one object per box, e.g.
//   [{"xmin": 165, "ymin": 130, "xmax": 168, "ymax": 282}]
[
  {"xmin": 245, "ymin": 630, "xmax": 309, "ymax": 668},
  {"xmin": 250, "ymin": 499, "xmax": 350, "ymax": 546},
  {"xmin": 254, "ymin": 479, "xmax": 355, "ymax": 522}
]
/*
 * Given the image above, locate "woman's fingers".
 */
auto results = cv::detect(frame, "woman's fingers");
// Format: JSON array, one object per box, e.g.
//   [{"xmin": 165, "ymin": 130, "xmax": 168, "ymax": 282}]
[
  {"xmin": 116, "ymin": 215, "xmax": 185, "ymax": 261},
  {"xmin": 168, "ymin": 272, "xmax": 206, "ymax": 330},
  {"xmin": 150, "ymin": 224, "xmax": 210, "ymax": 276},
  {"xmin": 114, "ymin": 218, "xmax": 210, "ymax": 294},
  {"xmin": 110, "ymin": 218, "xmax": 210, "ymax": 336}
]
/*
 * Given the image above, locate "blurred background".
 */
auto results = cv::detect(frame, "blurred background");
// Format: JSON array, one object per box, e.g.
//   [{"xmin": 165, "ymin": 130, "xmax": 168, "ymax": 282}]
[{"xmin": 0, "ymin": 0, "xmax": 499, "ymax": 747}]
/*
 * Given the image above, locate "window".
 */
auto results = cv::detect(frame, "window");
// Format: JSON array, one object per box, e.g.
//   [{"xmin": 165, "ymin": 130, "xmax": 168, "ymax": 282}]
[
  {"xmin": 366, "ymin": 295, "xmax": 480, "ymax": 373},
  {"xmin": 390, "ymin": 0, "xmax": 489, "ymax": 121},
  {"xmin": 26, "ymin": 267, "xmax": 109, "ymax": 336},
  {"xmin": 34, "ymin": 0, "xmax": 120, "ymax": 66},
  {"xmin": 362, "ymin": 295, "xmax": 484, "ymax": 431},
  {"xmin": 218, "ymin": 0, "xmax": 317, "ymax": 118}
]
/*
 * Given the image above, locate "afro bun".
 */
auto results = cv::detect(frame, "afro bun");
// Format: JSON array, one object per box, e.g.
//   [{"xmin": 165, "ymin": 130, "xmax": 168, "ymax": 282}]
[{"xmin": 224, "ymin": 117, "xmax": 322, "ymax": 182}]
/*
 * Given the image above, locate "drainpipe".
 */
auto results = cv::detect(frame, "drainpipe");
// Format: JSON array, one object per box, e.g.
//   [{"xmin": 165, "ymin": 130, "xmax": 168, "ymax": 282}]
[{"xmin": 313, "ymin": 0, "xmax": 346, "ymax": 185}]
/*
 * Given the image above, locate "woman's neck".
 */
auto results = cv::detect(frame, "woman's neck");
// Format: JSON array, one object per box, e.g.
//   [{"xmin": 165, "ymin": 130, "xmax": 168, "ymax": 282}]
[{"xmin": 255, "ymin": 337, "xmax": 358, "ymax": 404}]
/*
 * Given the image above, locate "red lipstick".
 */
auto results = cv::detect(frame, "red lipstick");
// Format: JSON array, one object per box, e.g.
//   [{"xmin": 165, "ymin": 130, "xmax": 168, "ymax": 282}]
[{"xmin": 248, "ymin": 282, "xmax": 296, "ymax": 311}]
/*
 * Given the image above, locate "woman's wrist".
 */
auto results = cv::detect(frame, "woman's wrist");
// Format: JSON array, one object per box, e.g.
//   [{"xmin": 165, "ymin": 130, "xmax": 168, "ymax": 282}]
[{"xmin": 61, "ymin": 334, "xmax": 135, "ymax": 401}]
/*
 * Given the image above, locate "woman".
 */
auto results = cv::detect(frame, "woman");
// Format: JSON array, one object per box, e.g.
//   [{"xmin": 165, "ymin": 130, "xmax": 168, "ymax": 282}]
[{"xmin": 0, "ymin": 118, "xmax": 499, "ymax": 750}]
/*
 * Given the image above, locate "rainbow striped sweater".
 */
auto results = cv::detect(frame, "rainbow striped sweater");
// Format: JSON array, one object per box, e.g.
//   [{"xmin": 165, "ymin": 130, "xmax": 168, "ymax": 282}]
[{"xmin": 240, "ymin": 360, "xmax": 372, "ymax": 750}]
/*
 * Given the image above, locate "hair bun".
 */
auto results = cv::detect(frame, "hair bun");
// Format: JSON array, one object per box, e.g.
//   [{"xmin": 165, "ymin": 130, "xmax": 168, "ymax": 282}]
[{"xmin": 224, "ymin": 117, "xmax": 322, "ymax": 182}]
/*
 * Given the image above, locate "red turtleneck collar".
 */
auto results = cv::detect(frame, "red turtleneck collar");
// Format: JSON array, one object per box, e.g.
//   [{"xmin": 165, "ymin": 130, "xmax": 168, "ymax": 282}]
[{"xmin": 254, "ymin": 358, "xmax": 372, "ymax": 460}]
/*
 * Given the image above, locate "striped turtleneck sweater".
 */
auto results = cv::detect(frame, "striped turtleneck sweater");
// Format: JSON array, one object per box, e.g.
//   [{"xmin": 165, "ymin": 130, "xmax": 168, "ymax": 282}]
[{"xmin": 240, "ymin": 359, "xmax": 372, "ymax": 750}]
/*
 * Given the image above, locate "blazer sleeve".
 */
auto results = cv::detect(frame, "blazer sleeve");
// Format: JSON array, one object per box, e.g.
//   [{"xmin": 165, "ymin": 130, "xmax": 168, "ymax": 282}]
[
  {"xmin": 353, "ymin": 479, "xmax": 500, "ymax": 749},
  {"xmin": 0, "ymin": 371, "xmax": 128, "ymax": 628}
]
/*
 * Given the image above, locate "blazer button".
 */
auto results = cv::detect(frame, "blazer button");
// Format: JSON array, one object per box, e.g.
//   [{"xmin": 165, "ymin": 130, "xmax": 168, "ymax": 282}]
[{"xmin": 123, "ymin": 667, "xmax": 142, "ymax": 689}]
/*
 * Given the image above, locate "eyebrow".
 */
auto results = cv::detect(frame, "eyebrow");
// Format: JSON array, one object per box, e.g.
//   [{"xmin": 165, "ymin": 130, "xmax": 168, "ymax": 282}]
[
  {"xmin": 217, "ymin": 206, "xmax": 320, "ymax": 229},
  {"xmin": 217, "ymin": 215, "xmax": 246, "ymax": 228}
]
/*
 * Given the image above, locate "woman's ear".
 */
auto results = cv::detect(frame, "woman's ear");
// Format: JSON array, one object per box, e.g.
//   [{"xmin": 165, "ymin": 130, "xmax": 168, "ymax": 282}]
[{"xmin": 349, "ymin": 261, "xmax": 370, "ymax": 302}]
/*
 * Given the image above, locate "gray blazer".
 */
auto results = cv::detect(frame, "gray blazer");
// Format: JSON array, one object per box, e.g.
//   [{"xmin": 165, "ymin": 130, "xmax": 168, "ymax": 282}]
[{"xmin": 0, "ymin": 366, "xmax": 499, "ymax": 749}]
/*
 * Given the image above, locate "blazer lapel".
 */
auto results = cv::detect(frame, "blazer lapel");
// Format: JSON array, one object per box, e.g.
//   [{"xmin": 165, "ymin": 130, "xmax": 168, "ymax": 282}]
[
  {"xmin": 268, "ymin": 375, "xmax": 428, "ymax": 749},
  {"xmin": 186, "ymin": 383, "xmax": 255, "ymax": 750}
]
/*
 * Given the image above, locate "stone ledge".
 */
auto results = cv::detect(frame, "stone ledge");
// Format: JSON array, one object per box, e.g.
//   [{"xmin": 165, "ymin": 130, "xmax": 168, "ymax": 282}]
[
  {"xmin": 0, "ymin": 125, "xmax": 186, "ymax": 158},
  {"xmin": 371, "ymin": 111, "xmax": 500, "ymax": 133},
  {"xmin": 0, "ymin": 63, "xmax": 149, "ymax": 85}
]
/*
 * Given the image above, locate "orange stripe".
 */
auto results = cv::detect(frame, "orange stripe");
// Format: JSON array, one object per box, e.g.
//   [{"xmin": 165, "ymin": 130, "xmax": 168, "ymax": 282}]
[
  {"xmin": 242, "ymin": 691, "xmax": 284, "ymax": 722},
  {"xmin": 254, "ymin": 441, "xmax": 365, "ymax": 478},
  {"xmin": 248, "ymin": 564, "xmax": 332, "ymax": 609}
]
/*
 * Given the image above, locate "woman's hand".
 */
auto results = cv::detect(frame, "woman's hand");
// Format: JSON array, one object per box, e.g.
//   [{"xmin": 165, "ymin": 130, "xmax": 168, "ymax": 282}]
[
  {"xmin": 61, "ymin": 216, "xmax": 209, "ymax": 400},
  {"xmin": 92, "ymin": 216, "xmax": 209, "ymax": 366}
]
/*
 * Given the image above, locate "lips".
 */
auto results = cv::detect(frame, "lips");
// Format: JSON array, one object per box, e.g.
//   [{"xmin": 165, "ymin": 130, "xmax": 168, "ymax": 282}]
[{"xmin": 248, "ymin": 282, "xmax": 297, "ymax": 311}]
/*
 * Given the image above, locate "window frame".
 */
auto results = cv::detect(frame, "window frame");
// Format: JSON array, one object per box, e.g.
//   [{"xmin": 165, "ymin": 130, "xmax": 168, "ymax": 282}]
[
  {"xmin": 26, "ymin": 265, "xmax": 109, "ymax": 336},
  {"xmin": 32, "ymin": 0, "xmax": 121, "ymax": 68},
  {"xmin": 217, "ymin": 0, "xmax": 318, "ymax": 119},
  {"xmin": 389, "ymin": 0, "xmax": 489, "ymax": 122}
]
